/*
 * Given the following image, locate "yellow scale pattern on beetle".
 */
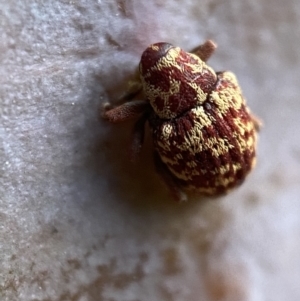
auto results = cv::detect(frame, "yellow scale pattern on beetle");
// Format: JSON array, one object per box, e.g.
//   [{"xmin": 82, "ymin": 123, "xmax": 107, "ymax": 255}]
[
  {"xmin": 104, "ymin": 41, "xmax": 259, "ymax": 199},
  {"xmin": 153, "ymin": 70, "xmax": 257, "ymax": 195},
  {"xmin": 141, "ymin": 47, "xmax": 213, "ymax": 120}
]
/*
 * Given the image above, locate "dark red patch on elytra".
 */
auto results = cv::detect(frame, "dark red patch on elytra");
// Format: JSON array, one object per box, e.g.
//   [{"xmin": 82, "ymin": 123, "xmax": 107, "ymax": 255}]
[
  {"xmin": 204, "ymin": 99, "xmax": 252, "ymax": 183},
  {"xmin": 154, "ymin": 96, "xmax": 166, "ymax": 113},
  {"xmin": 174, "ymin": 113, "xmax": 195, "ymax": 140}
]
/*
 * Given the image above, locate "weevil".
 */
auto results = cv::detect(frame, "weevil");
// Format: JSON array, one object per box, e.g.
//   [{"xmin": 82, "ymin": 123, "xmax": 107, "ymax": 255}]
[{"xmin": 103, "ymin": 40, "xmax": 260, "ymax": 201}]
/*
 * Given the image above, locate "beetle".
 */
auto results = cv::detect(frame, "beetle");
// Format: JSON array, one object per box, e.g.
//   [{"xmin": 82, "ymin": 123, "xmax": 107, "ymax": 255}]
[{"xmin": 102, "ymin": 40, "xmax": 260, "ymax": 201}]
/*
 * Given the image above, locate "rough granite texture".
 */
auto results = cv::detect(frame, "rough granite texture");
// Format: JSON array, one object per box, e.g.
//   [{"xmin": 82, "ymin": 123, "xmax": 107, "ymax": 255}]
[{"xmin": 1, "ymin": 1, "xmax": 300, "ymax": 301}]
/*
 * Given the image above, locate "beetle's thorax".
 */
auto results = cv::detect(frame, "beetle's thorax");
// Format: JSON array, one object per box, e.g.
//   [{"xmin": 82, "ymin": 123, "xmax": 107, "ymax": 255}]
[{"xmin": 139, "ymin": 43, "xmax": 217, "ymax": 120}]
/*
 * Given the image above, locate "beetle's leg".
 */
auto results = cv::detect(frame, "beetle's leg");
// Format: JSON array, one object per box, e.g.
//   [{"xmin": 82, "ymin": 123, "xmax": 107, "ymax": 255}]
[
  {"xmin": 102, "ymin": 100, "xmax": 150, "ymax": 123},
  {"xmin": 117, "ymin": 80, "xmax": 143, "ymax": 104},
  {"xmin": 109, "ymin": 68, "xmax": 143, "ymax": 106},
  {"xmin": 153, "ymin": 152, "xmax": 188, "ymax": 202},
  {"xmin": 191, "ymin": 40, "xmax": 217, "ymax": 62},
  {"xmin": 130, "ymin": 111, "xmax": 149, "ymax": 161},
  {"xmin": 102, "ymin": 66, "xmax": 146, "ymax": 122}
]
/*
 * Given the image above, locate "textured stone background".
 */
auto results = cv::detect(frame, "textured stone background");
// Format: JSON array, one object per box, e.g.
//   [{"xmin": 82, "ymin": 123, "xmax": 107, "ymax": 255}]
[{"xmin": 1, "ymin": 1, "xmax": 300, "ymax": 300}]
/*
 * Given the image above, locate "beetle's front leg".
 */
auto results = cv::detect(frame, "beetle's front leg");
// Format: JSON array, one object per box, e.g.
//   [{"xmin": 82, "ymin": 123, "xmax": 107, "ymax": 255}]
[
  {"xmin": 107, "ymin": 68, "xmax": 143, "ymax": 108},
  {"xmin": 191, "ymin": 40, "xmax": 217, "ymax": 62},
  {"xmin": 153, "ymin": 152, "xmax": 188, "ymax": 202},
  {"xmin": 102, "ymin": 66, "xmax": 147, "ymax": 122},
  {"xmin": 117, "ymin": 79, "xmax": 143, "ymax": 104},
  {"xmin": 103, "ymin": 99, "xmax": 149, "ymax": 123}
]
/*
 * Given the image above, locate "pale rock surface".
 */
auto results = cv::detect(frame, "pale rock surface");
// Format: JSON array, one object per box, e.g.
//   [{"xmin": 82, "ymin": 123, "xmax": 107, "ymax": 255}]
[{"xmin": 1, "ymin": 1, "xmax": 300, "ymax": 301}]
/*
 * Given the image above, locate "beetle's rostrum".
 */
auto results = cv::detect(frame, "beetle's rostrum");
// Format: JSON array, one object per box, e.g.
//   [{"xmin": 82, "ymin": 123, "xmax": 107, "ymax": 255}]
[{"xmin": 103, "ymin": 40, "xmax": 260, "ymax": 201}]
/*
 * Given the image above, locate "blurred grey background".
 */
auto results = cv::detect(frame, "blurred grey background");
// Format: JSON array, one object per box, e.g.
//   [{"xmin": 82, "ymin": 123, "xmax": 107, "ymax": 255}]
[{"xmin": 1, "ymin": 1, "xmax": 300, "ymax": 300}]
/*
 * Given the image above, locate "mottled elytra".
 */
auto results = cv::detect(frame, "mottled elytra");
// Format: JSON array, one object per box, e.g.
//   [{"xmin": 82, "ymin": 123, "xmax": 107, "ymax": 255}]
[{"xmin": 103, "ymin": 40, "xmax": 260, "ymax": 202}]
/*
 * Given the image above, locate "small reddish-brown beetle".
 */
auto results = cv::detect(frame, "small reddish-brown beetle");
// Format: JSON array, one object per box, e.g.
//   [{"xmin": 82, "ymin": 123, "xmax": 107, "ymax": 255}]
[{"xmin": 103, "ymin": 40, "xmax": 260, "ymax": 201}]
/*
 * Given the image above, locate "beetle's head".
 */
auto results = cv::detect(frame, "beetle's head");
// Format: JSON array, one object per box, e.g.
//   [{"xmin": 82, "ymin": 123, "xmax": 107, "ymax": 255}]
[{"xmin": 139, "ymin": 43, "xmax": 217, "ymax": 119}]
